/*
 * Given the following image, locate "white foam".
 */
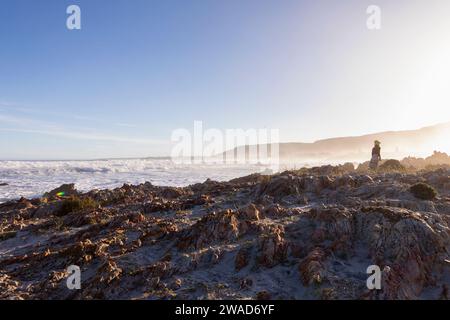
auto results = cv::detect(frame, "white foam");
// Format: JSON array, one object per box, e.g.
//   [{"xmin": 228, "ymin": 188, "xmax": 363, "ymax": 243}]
[{"xmin": 0, "ymin": 159, "xmax": 274, "ymax": 203}]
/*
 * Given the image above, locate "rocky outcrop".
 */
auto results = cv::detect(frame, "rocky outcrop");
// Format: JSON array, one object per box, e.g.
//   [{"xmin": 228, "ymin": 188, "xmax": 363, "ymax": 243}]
[
  {"xmin": 0, "ymin": 167, "xmax": 448, "ymax": 300},
  {"xmin": 257, "ymin": 226, "xmax": 287, "ymax": 267},
  {"xmin": 177, "ymin": 210, "xmax": 243, "ymax": 250},
  {"xmin": 299, "ymin": 247, "xmax": 327, "ymax": 286},
  {"xmin": 43, "ymin": 183, "xmax": 78, "ymax": 199}
]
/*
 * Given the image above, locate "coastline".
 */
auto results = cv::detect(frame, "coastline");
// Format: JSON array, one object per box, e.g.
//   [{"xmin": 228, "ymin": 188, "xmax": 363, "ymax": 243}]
[
  {"xmin": 0, "ymin": 159, "xmax": 449, "ymax": 300},
  {"xmin": 0, "ymin": 158, "xmax": 274, "ymax": 204}
]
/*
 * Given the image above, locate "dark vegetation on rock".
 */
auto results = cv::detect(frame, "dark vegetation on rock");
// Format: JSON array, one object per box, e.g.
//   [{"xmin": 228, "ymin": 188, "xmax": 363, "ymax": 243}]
[
  {"xmin": 57, "ymin": 196, "xmax": 99, "ymax": 216},
  {"xmin": 409, "ymin": 183, "xmax": 438, "ymax": 200},
  {"xmin": 378, "ymin": 159, "xmax": 406, "ymax": 172},
  {"xmin": 0, "ymin": 231, "xmax": 16, "ymax": 241}
]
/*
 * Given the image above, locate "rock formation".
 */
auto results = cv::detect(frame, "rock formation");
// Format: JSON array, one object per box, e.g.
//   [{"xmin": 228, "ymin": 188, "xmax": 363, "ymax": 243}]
[{"xmin": 0, "ymin": 165, "xmax": 449, "ymax": 300}]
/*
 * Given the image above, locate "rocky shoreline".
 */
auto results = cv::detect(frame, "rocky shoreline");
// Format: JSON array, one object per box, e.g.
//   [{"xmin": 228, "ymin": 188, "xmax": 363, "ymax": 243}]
[{"xmin": 0, "ymin": 162, "xmax": 449, "ymax": 300}]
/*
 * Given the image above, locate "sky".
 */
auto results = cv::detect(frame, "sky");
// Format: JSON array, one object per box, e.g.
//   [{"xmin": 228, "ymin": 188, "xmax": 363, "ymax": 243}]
[{"xmin": 1, "ymin": 0, "xmax": 450, "ymax": 160}]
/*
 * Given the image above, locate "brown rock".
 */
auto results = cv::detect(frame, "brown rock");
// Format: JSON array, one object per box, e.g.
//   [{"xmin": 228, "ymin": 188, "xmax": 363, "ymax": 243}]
[
  {"xmin": 239, "ymin": 204, "xmax": 260, "ymax": 221},
  {"xmin": 256, "ymin": 290, "xmax": 271, "ymax": 300},
  {"xmin": 257, "ymin": 226, "xmax": 287, "ymax": 267},
  {"xmin": 299, "ymin": 247, "xmax": 327, "ymax": 286},
  {"xmin": 44, "ymin": 184, "xmax": 78, "ymax": 199},
  {"xmin": 235, "ymin": 247, "xmax": 251, "ymax": 271},
  {"xmin": 177, "ymin": 210, "xmax": 243, "ymax": 250}
]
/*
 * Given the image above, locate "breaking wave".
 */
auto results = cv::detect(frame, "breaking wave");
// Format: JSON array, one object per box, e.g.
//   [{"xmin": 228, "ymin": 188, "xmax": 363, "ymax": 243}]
[{"xmin": 0, "ymin": 159, "xmax": 272, "ymax": 203}]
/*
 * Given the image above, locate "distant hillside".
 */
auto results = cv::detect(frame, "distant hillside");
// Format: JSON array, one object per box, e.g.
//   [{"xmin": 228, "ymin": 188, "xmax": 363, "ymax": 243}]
[{"xmin": 226, "ymin": 122, "xmax": 450, "ymax": 162}]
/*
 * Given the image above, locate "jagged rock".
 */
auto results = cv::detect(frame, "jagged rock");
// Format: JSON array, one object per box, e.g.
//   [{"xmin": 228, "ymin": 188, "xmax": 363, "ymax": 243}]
[
  {"xmin": 341, "ymin": 162, "xmax": 355, "ymax": 172},
  {"xmin": 96, "ymin": 259, "xmax": 123, "ymax": 284},
  {"xmin": 239, "ymin": 278, "xmax": 253, "ymax": 289},
  {"xmin": 0, "ymin": 197, "xmax": 34, "ymax": 213},
  {"xmin": 238, "ymin": 204, "xmax": 261, "ymax": 221},
  {"xmin": 305, "ymin": 206, "xmax": 353, "ymax": 242},
  {"xmin": 256, "ymin": 175, "xmax": 302, "ymax": 199},
  {"xmin": 1, "ymin": 162, "xmax": 449, "ymax": 300},
  {"xmin": 44, "ymin": 184, "xmax": 78, "ymax": 199},
  {"xmin": 355, "ymin": 207, "xmax": 450, "ymax": 299},
  {"xmin": 402, "ymin": 151, "xmax": 450, "ymax": 170},
  {"xmin": 263, "ymin": 203, "xmax": 288, "ymax": 217},
  {"xmin": 299, "ymin": 247, "xmax": 327, "ymax": 286},
  {"xmin": 255, "ymin": 290, "xmax": 271, "ymax": 300},
  {"xmin": 235, "ymin": 247, "xmax": 251, "ymax": 271},
  {"xmin": 309, "ymin": 165, "xmax": 338, "ymax": 176},
  {"xmin": 182, "ymin": 194, "xmax": 213, "ymax": 209},
  {"xmin": 177, "ymin": 210, "xmax": 243, "ymax": 250},
  {"xmin": 32, "ymin": 201, "xmax": 63, "ymax": 218},
  {"xmin": 257, "ymin": 226, "xmax": 287, "ymax": 267},
  {"xmin": 425, "ymin": 169, "xmax": 450, "ymax": 189},
  {"xmin": 331, "ymin": 175, "xmax": 357, "ymax": 189},
  {"xmin": 355, "ymin": 175, "xmax": 374, "ymax": 186},
  {"xmin": 230, "ymin": 173, "xmax": 264, "ymax": 185},
  {"xmin": 158, "ymin": 187, "xmax": 189, "ymax": 199},
  {"xmin": 379, "ymin": 160, "xmax": 406, "ymax": 172},
  {"xmin": 320, "ymin": 175, "xmax": 334, "ymax": 188},
  {"xmin": 189, "ymin": 178, "xmax": 225, "ymax": 194}
]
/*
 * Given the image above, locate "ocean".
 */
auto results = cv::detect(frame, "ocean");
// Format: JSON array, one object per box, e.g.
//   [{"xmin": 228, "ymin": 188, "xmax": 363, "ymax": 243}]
[{"xmin": 0, "ymin": 159, "xmax": 276, "ymax": 203}]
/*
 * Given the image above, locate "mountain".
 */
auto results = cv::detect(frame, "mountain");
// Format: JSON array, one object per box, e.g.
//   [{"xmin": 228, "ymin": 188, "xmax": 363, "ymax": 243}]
[{"xmin": 226, "ymin": 122, "xmax": 450, "ymax": 163}]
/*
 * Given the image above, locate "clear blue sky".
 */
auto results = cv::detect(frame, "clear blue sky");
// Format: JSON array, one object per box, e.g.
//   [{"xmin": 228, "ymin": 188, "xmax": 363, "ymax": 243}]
[{"xmin": 1, "ymin": 0, "xmax": 449, "ymax": 159}]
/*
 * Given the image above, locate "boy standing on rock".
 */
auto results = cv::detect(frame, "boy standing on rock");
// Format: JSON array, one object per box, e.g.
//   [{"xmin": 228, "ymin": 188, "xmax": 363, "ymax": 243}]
[{"xmin": 369, "ymin": 140, "xmax": 382, "ymax": 170}]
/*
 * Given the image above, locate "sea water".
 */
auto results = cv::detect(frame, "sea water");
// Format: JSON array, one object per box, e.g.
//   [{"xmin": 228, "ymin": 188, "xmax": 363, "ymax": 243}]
[{"xmin": 0, "ymin": 158, "xmax": 277, "ymax": 203}]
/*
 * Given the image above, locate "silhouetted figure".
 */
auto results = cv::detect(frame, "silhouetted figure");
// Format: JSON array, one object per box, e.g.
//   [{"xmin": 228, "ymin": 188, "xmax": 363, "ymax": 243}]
[{"xmin": 369, "ymin": 140, "xmax": 381, "ymax": 170}]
